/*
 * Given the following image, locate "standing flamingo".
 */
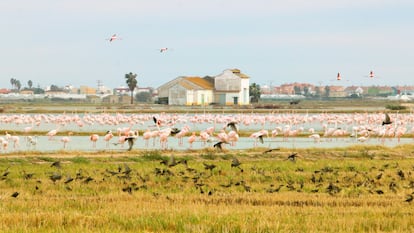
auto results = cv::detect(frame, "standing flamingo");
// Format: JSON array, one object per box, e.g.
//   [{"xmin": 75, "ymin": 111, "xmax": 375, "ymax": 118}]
[
  {"xmin": 104, "ymin": 130, "xmax": 114, "ymax": 148},
  {"xmin": 60, "ymin": 136, "xmax": 71, "ymax": 149},
  {"xmin": 187, "ymin": 132, "xmax": 197, "ymax": 149},
  {"xmin": 90, "ymin": 134, "xmax": 99, "ymax": 148}
]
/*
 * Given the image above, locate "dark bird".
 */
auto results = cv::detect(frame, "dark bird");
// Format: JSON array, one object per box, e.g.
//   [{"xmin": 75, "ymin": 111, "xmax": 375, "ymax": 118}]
[
  {"xmin": 125, "ymin": 136, "xmax": 136, "ymax": 151},
  {"xmin": 51, "ymin": 161, "xmax": 61, "ymax": 169},
  {"xmin": 22, "ymin": 171, "xmax": 34, "ymax": 180},
  {"xmin": 123, "ymin": 163, "xmax": 132, "ymax": 175},
  {"xmin": 258, "ymin": 135, "xmax": 264, "ymax": 144},
  {"xmin": 263, "ymin": 148, "xmax": 280, "ymax": 154},
  {"xmin": 214, "ymin": 141, "xmax": 228, "ymax": 151},
  {"xmin": 203, "ymin": 162, "xmax": 216, "ymax": 171},
  {"xmin": 168, "ymin": 155, "xmax": 178, "ymax": 167},
  {"xmin": 105, "ymin": 169, "xmax": 119, "ymax": 176},
  {"xmin": 397, "ymin": 170, "xmax": 405, "ymax": 180},
  {"xmin": 49, "ymin": 172, "xmax": 62, "ymax": 183},
  {"xmin": 227, "ymin": 122, "xmax": 238, "ymax": 132},
  {"xmin": 287, "ymin": 153, "xmax": 298, "ymax": 162},
  {"xmin": 11, "ymin": 192, "xmax": 19, "ymax": 198},
  {"xmin": 64, "ymin": 176, "xmax": 74, "ymax": 184},
  {"xmin": 122, "ymin": 186, "xmax": 132, "ymax": 194},
  {"xmin": 405, "ymin": 194, "xmax": 413, "ymax": 203},
  {"xmin": 382, "ymin": 113, "xmax": 392, "ymax": 125},
  {"xmin": 170, "ymin": 128, "xmax": 181, "ymax": 136},
  {"xmin": 83, "ymin": 176, "xmax": 94, "ymax": 184},
  {"xmin": 375, "ymin": 173, "xmax": 383, "ymax": 180},
  {"xmin": 2, "ymin": 167, "xmax": 10, "ymax": 177},
  {"xmin": 153, "ymin": 116, "xmax": 161, "ymax": 127},
  {"xmin": 231, "ymin": 158, "xmax": 241, "ymax": 168}
]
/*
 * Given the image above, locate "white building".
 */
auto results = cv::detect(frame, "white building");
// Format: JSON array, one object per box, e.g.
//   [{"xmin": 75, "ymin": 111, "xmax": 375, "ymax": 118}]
[{"xmin": 157, "ymin": 68, "xmax": 250, "ymax": 106}]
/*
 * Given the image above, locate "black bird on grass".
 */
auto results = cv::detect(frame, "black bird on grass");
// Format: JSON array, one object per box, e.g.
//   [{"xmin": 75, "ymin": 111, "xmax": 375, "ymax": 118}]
[
  {"xmin": 51, "ymin": 161, "xmax": 61, "ymax": 169},
  {"xmin": 263, "ymin": 148, "xmax": 280, "ymax": 154},
  {"xmin": 231, "ymin": 158, "xmax": 243, "ymax": 172},
  {"xmin": 287, "ymin": 153, "xmax": 298, "ymax": 162},
  {"xmin": 405, "ymin": 193, "xmax": 413, "ymax": 203},
  {"xmin": 11, "ymin": 192, "xmax": 19, "ymax": 198},
  {"xmin": 214, "ymin": 141, "xmax": 228, "ymax": 151},
  {"xmin": 382, "ymin": 113, "xmax": 392, "ymax": 125},
  {"xmin": 49, "ymin": 172, "xmax": 62, "ymax": 183},
  {"xmin": 64, "ymin": 175, "xmax": 74, "ymax": 184},
  {"xmin": 203, "ymin": 162, "xmax": 216, "ymax": 171},
  {"xmin": 2, "ymin": 167, "xmax": 10, "ymax": 178}
]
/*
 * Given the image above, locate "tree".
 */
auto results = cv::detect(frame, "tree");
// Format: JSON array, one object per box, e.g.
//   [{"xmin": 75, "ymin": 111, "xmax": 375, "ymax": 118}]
[
  {"xmin": 324, "ymin": 86, "xmax": 330, "ymax": 97},
  {"xmin": 249, "ymin": 83, "xmax": 261, "ymax": 103},
  {"xmin": 125, "ymin": 72, "xmax": 138, "ymax": 104},
  {"xmin": 135, "ymin": 92, "xmax": 152, "ymax": 103},
  {"xmin": 15, "ymin": 80, "xmax": 21, "ymax": 91},
  {"xmin": 28, "ymin": 80, "xmax": 33, "ymax": 89},
  {"xmin": 294, "ymin": 86, "xmax": 301, "ymax": 95},
  {"xmin": 303, "ymin": 86, "xmax": 309, "ymax": 96},
  {"xmin": 10, "ymin": 78, "xmax": 16, "ymax": 90}
]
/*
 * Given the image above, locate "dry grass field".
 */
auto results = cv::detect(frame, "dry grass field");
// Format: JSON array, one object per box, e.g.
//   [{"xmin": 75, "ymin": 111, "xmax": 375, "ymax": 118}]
[{"xmin": 0, "ymin": 145, "xmax": 414, "ymax": 232}]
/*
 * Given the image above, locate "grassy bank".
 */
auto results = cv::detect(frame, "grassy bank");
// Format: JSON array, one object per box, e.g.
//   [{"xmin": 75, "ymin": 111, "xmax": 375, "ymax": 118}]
[{"xmin": 0, "ymin": 146, "xmax": 413, "ymax": 232}]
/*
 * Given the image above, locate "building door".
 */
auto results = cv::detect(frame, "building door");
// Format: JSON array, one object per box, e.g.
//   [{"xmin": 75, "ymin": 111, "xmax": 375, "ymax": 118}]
[
  {"xmin": 233, "ymin": 97, "xmax": 238, "ymax": 105},
  {"xmin": 219, "ymin": 94, "xmax": 226, "ymax": 105}
]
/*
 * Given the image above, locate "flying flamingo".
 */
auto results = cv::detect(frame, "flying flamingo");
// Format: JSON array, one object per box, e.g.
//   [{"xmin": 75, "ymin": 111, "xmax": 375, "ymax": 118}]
[
  {"xmin": 249, "ymin": 129, "xmax": 268, "ymax": 147},
  {"xmin": 46, "ymin": 127, "xmax": 60, "ymax": 140},
  {"xmin": 107, "ymin": 34, "xmax": 121, "ymax": 42},
  {"xmin": 160, "ymin": 47, "xmax": 173, "ymax": 53}
]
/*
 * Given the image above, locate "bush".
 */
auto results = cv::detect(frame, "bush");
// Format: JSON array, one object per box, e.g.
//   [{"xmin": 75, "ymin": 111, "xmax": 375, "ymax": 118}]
[{"xmin": 385, "ymin": 104, "xmax": 407, "ymax": 110}]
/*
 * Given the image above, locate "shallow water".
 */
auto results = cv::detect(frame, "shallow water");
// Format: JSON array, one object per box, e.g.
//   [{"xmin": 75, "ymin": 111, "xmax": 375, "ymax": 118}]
[
  {"xmin": 3, "ymin": 135, "xmax": 413, "ymax": 153},
  {"xmin": 1, "ymin": 112, "xmax": 413, "ymax": 153}
]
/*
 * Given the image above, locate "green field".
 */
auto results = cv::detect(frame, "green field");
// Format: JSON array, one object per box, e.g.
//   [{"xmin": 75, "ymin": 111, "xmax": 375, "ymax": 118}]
[{"xmin": 1, "ymin": 146, "xmax": 414, "ymax": 232}]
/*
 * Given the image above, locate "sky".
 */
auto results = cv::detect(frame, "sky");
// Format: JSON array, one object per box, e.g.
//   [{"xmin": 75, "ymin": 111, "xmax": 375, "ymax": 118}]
[{"xmin": 1, "ymin": 0, "xmax": 414, "ymax": 90}]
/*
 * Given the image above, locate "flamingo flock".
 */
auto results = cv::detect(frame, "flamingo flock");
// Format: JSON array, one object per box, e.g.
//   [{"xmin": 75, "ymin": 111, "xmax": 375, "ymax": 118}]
[{"xmin": 0, "ymin": 111, "xmax": 413, "ymax": 152}]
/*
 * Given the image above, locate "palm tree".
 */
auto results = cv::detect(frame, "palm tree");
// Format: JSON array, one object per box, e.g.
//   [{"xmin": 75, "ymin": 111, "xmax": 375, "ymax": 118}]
[
  {"xmin": 10, "ymin": 78, "xmax": 16, "ymax": 90},
  {"xmin": 125, "ymin": 72, "xmax": 138, "ymax": 104},
  {"xmin": 249, "ymin": 83, "xmax": 261, "ymax": 103},
  {"xmin": 28, "ymin": 80, "xmax": 33, "ymax": 89}
]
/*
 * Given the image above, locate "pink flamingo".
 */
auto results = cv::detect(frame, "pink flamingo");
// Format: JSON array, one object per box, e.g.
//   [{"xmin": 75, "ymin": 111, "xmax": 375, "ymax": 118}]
[
  {"xmin": 175, "ymin": 125, "xmax": 190, "ymax": 146},
  {"xmin": 249, "ymin": 129, "xmax": 268, "ymax": 147},
  {"xmin": 107, "ymin": 34, "xmax": 121, "ymax": 42},
  {"xmin": 90, "ymin": 134, "xmax": 99, "ymax": 148},
  {"xmin": 46, "ymin": 127, "xmax": 60, "ymax": 140},
  {"xmin": 60, "ymin": 136, "xmax": 71, "ymax": 149},
  {"xmin": 309, "ymin": 134, "xmax": 321, "ymax": 143},
  {"xmin": 187, "ymin": 132, "xmax": 197, "ymax": 149},
  {"xmin": 142, "ymin": 129, "xmax": 152, "ymax": 147},
  {"xmin": 0, "ymin": 137, "xmax": 8, "ymax": 151},
  {"xmin": 227, "ymin": 130, "xmax": 239, "ymax": 146},
  {"xmin": 199, "ymin": 131, "xmax": 210, "ymax": 146},
  {"xmin": 104, "ymin": 130, "xmax": 114, "ymax": 148}
]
